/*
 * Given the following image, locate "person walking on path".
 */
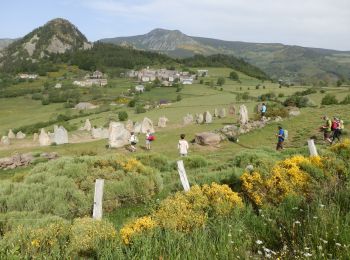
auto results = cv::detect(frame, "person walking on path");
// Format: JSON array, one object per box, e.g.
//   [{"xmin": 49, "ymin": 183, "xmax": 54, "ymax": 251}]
[
  {"xmin": 145, "ymin": 129, "xmax": 152, "ymax": 150},
  {"xmin": 331, "ymin": 117, "xmax": 343, "ymax": 143},
  {"xmin": 129, "ymin": 132, "xmax": 138, "ymax": 152},
  {"xmin": 178, "ymin": 134, "xmax": 189, "ymax": 157},
  {"xmin": 321, "ymin": 116, "xmax": 332, "ymax": 144},
  {"xmin": 260, "ymin": 103, "xmax": 267, "ymax": 118},
  {"xmin": 276, "ymin": 126, "xmax": 285, "ymax": 151}
]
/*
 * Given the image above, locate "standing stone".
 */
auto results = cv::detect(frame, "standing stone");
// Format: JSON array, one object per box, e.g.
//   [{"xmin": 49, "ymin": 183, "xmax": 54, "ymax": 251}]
[
  {"xmin": 158, "ymin": 117, "xmax": 168, "ymax": 128},
  {"xmin": 195, "ymin": 113, "xmax": 204, "ymax": 124},
  {"xmin": 1, "ymin": 136, "xmax": 10, "ymax": 145},
  {"xmin": 239, "ymin": 105, "xmax": 249, "ymax": 125},
  {"xmin": 80, "ymin": 119, "xmax": 92, "ymax": 131},
  {"xmin": 134, "ymin": 122, "xmax": 142, "ymax": 133},
  {"xmin": 8, "ymin": 129, "xmax": 15, "ymax": 139},
  {"xmin": 108, "ymin": 122, "xmax": 131, "ymax": 148},
  {"xmin": 204, "ymin": 111, "xmax": 213, "ymax": 123},
  {"xmin": 140, "ymin": 117, "xmax": 155, "ymax": 133},
  {"xmin": 53, "ymin": 126, "xmax": 68, "ymax": 145},
  {"xmin": 91, "ymin": 127, "xmax": 109, "ymax": 139},
  {"xmin": 48, "ymin": 131, "xmax": 55, "ymax": 143},
  {"xmin": 125, "ymin": 120, "xmax": 134, "ymax": 132},
  {"xmin": 16, "ymin": 131, "xmax": 26, "ymax": 139},
  {"xmin": 218, "ymin": 108, "xmax": 226, "ymax": 118},
  {"xmin": 33, "ymin": 133, "xmax": 38, "ymax": 142},
  {"xmin": 39, "ymin": 129, "xmax": 51, "ymax": 146},
  {"xmin": 229, "ymin": 104, "xmax": 237, "ymax": 115},
  {"xmin": 183, "ymin": 114, "xmax": 193, "ymax": 125},
  {"xmin": 214, "ymin": 108, "xmax": 219, "ymax": 117}
]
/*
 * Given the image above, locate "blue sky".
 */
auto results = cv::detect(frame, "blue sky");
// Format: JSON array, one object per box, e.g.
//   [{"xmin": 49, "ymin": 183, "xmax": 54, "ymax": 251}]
[{"xmin": 1, "ymin": 0, "xmax": 349, "ymax": 50}]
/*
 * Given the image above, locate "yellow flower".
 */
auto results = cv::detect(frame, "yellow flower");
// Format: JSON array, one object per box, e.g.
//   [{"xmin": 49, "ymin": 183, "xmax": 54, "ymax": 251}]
[
  {"xmin": 120, "ymin": 216, "xmax": 157, "ymax": 245},
  {"xmin": 31, "ymin": 239, "xmax": 40, "ymax": 248}
]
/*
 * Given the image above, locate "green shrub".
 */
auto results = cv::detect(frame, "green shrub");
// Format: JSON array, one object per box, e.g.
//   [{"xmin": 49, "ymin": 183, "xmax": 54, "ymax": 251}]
[
  {"xmin": 128, "ymin": 99, "xmax": 136, "ymax": 107},
  {"xmin": 118, "ymin": 111, "xmax": 128, "ymax": 121},
  {"xmin": 183, "ymin": 155, "xmax": 209, "ymax": 169},
  {"xmin": 135, "ymin": 106, "xmax": 146, "ymax": 114},
  {"xmin": 283, "ymin": 96, "xmax": 309, "ymax": 108},
  {"xmin": 41, "ymin": 98, "xmax": 50, "ymax": 105},
  {"xmin": 340, "ymin": 94, "xmax": 350, "ymax": 104},
  {"xmin": 31, "ymin": 93, "xmax": 43, "ymax": 100},
  {"xmin": 321, "ymin": 94, "xmax": 338, "ymax": 105}
]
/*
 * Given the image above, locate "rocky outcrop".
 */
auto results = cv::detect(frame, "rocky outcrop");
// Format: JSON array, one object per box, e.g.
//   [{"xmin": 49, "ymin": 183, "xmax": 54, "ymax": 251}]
[
  {"xmin": 0, "ymin": 152, "xmax": 58, "ymax": 170},
  {"xmin": 288, "ymin": 106, "xmax": 301, "ymax": 116},
  {"xmin": 74, "ymin": 102, "xmax": 98, "ymax": 110},
  {"xmin": 195, "ymin": 132, "xmax": 221, "ymax": 146},
  {"xmin": 108, "ymin": 122, "xmax": 131, "ymax": 148}
]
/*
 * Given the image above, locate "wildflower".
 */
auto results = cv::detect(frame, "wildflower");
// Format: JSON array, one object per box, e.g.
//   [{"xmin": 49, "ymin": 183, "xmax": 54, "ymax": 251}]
[
  {"xmin": 256, "ymin": 240, "xmax": 263, "ymax": 245},
  {"xmin": 304, "ymin": 252, "xmax": 312, "ymax": 257},
  {"xmin": 335, "ymin": 243, "xmax": 341, "ymax": 247},
  {"xmin": 318, "ymin": 245, "xmax": 322, "ymax": 250},
  {"xmin": 313, "ymin": 216, "xmax": 318, "ymax": 219},
  {"xmin": 228, "ymin": 233, "xmax": 232, "ymax": 237},
  {"xmin": 294, "ymin": 220, "xmax": 301, "ymax": 225},
  {"xmin": 258, "ymin": 250, "xmax": 262, "ymax": 255},
  {"xmin": 319, "ymin": 204, "xmax": 325, "ymax": 208}
]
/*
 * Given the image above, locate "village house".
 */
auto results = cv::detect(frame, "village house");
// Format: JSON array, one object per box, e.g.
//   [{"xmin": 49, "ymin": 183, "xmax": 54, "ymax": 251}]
[
  {"xmin": 73, "ymin": 70, "xmax": 108, "ymax": 87},
  {"xmin": 197, "ymin": 69, "xmax": 209, "ymax": 77}
]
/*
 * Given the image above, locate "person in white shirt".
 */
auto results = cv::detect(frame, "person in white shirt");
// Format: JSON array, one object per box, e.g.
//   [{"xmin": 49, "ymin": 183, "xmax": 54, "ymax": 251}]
[
  {"xmin": 178, "ymin": 134, "xmax": 189, "ymax": 156},
  {"xmin": 129, "ymin": 132, "xmax": 138, "ymax": 152}
]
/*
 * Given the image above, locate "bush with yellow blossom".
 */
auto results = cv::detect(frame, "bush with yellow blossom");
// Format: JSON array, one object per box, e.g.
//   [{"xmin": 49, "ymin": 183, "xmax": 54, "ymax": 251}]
[
  {"xmin": 241, "ymin": 155, "xmax": 324, "ymax": 206},
  {"xmin": 119, "ymin": 183, "xmax": 243, "ymax": 244}
]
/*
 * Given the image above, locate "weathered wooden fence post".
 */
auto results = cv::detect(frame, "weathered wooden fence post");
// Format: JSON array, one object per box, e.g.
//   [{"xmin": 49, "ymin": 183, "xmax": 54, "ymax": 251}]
[
  {"xmin": 93, "ymin": 179, "xmax": 104, "ymax": 220},
  {"xmin": 177, "ymin": 160, "xmax": 190, "ymax": 192},
  {"xmin": 307, "ymin": 139, "xmax": 318, "ymax": 156}
]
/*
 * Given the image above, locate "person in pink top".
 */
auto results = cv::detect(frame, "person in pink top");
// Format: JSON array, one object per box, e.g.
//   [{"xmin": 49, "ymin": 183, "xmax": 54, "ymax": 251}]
[{"xmin": 178, "ymin": 134, "xmax": 189, "ymax": 157}]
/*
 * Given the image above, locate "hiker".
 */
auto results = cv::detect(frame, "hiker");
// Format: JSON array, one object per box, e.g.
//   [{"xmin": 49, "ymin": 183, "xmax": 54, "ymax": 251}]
[
  {"xmin": 129, "ymin": 132, "xmax": 138, "ymax": 152},
  {"xmin": 331, "ymin": 117, "xmax": 343, "ymax": 143},
  {"xmin": 178, "ymin": 134, "xmax": 189, "ymax": 157},
  {"xmin": 276, "ymin": 126, "xmax": 285, "ymax": 150},
  {"xmin": 145, "ymin": 129, "xmax": 154, "ymax": 150},
  {"xmin": 260, "ymin": 103, "xmax": 267, "ymax": 118},
  {"xmin": 321, "ymin": 116, "xmax": 332, "ymax": 144}
]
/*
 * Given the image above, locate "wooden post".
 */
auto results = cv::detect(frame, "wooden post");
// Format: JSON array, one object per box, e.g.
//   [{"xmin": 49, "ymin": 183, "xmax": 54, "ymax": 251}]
[
  {"xmin": 93, "ymin": 179, "xmax": 104, "ymax": 220},
  {"xmin": 307, "ymin": 139, "xmax": 318, "ymax": 156},
  {"xmin": 177, "ymin": 160, "xmax": 190, "ymax": 192}
]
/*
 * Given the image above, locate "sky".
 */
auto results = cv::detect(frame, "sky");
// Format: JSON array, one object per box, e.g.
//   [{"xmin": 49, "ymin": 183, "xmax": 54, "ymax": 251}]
[{"xmin": 1, "ymin": 0, "xmax": 349, "ymax": 50}]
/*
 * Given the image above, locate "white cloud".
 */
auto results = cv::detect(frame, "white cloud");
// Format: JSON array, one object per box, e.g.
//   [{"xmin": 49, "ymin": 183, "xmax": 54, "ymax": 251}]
[{"xmin": 82, "ymin": 0, "xmax": 350, "ymax": 50}]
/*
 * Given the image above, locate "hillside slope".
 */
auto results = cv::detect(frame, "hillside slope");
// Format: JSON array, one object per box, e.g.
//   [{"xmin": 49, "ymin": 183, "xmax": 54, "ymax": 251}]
[
  {"xmin": 0, "ymin": 18, "xmax": 92, "ymax": 72},
  {"xmin": 101, "ymin": 29, "xmax": 350, "ymax": 83}
]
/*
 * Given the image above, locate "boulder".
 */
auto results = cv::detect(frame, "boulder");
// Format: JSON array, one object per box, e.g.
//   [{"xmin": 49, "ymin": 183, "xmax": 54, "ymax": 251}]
[
  {"xmin": 288, "ymin": 107, "xmax": 301, "ymax": 116},
  {"xmin": 125, "ymin": 120, "xmax": 134, "ymax": 132},
  {"xmin": 16, "ymin": 131, "xmax": 26, "ymax": 139},
  {"xmin": 183, "ymin": 114, "xmax": 193, "ymax": 125},
  {"xmin": 8, "ymin": 129, "xmax": 15, "ymax": 139},
  {"xmin": 218, "ymin": 108, "xmax": 226, "ymax": 118},
  {"xmin": 228, "ymin": 104, "xmax": 237, "ymax": 115},
  {"xmin": 53, "ymin": 126, "xmax": 68, "ymax": 145},
  {"xmin": 195, "ymin": 113, "xmax": 204, "ymax": 124},
  {"xmin": 140, "ymin": 117, "xmax": 155, "ymax": 133},
  {"xmin": 204, "ymin": 111, "xmax": 213, "ymax": 123},
  {"xmin": 158, "ymin": 117, "xmax": 168, "ymax": 128},
  {"xmin": 39, "ymin": 129, "xmax": 51, "ymax": 146},
  {"xmin": 33, "ymin": 133, "xmax": 38, "ymax": 142},
  {"xmin": 195, "ymin": 132, "xmax": 221, "ymax": 146},
  {"xmin": 1, "ymin": 136, "xmax": 10, "ymax": 145},
  {"xmin": 108, "ymin": 122, "xmax": 131, "ymax": 148},
  {"xmin": 80, "ymin": 119, "xmax": 92, "ymax": 131},
  {"xmin": 91, "ymin": 127, "xmax": 109, "ymax": 139},
  {"xmin": 239, "ymin": 105, "xmax": 249, "ymax": 125},
  {"xmin": 74, "ymin": 102, "xmax": 98, "ymax": 110}
]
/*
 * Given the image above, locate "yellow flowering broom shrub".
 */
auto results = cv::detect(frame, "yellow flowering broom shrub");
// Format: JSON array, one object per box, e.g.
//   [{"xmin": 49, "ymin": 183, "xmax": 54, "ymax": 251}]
[
  {"xmin": 120, "ymin": 216, "xmax": 157, "ymax": 245},
  {"xmin": 120, "ymin": 183, "xmax": 243, "ymax": 244},
  {"xmin": 241, "ymin": 155, "xmax": 323, "ymax": 206}
]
